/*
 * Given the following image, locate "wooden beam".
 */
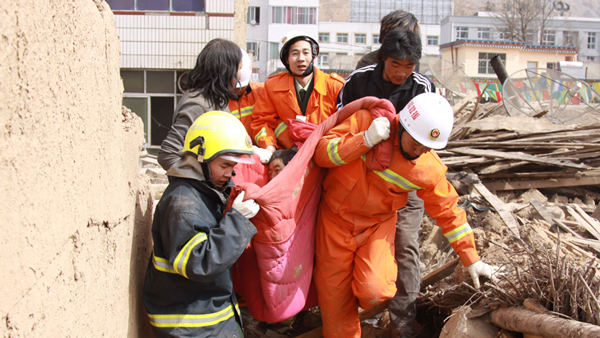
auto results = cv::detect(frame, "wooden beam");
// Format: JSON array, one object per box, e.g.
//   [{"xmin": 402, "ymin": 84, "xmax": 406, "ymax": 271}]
[
  {"xmin": 565, "ymin": 205, "xmax": 600, "ymax": 240},
  {"xmin": 483, "ymin": 175, "xmax": 600, "ymax": 192},
  {"xmin": 450, "ymin": 147, "xmax": 591, "ymax": 170},
  {"xmin": 473, "ymin": 183, "xmax": 521, "ymax": 238},
  {"xmin": 421, "ymin": 257, "xmax": 461, "ymax": 289}
]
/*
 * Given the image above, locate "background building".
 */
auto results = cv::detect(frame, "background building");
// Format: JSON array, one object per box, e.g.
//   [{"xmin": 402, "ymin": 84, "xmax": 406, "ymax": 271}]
[
  {"xmin": 106, "ymin": 0, "xmax": 248, "ymax": 150},
  {"xmin": 246, "ymin": 0, "xmax": 320, "ymax": 81},
  {"xmin": 440, "ymin": 12, "xmax": 600, "ymax": 78}
]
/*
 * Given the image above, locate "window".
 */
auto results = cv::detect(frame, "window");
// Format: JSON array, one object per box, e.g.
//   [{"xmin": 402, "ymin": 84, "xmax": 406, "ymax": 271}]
[
  {"xmin": 525, "ymin": 29, "xmax": 535, "ymax": 44},
  {"xmin": 547, "ymin": 62, "xmax": 556, "ymax": 70},
  {"xmin": 563, "ymin": 31, "xmax": 578, "ymax": 47},
  {"xmin": 247, "ymin": 6, "xmax": 260, "ymax": 25},
  {"xmin": 373, "ymin": 34, "xmax": 380, "ymax": 44},
  {"xmin": 527, "ymin": 61, "xmax": 537, "ymax": 69},
  {"xmin": 478, "ymin": 53, "xmax": 505, "ymax": 74},
  {"xmin": 121, "ymin": 70, "xmax": 185, "ymax": 146},
  {"xmin": 337, "ymin": 33, "xmax": 348, "ymax": 44},
  {"xmin": 336, "ymin": 52, "xmax": 348, "ymax": 55},
  {"xmin": 246, "ymin": 42, "xmax": 259, "ymax": 61},
  {"xmin": 319, "ymin": 32, "xmax": 330, "ymax": 43},
  {"xmin": 105, "ymin": 0, "xmax": 205, "ymax": 11},
  {"xmin": 319, "ymin": 54, "xmax": 329, "ymax": 66},
  {"xmin": 586, "ymin": 56, "xmax": 596, "ymax": 61},
  {"xmin": 269, "ymin": 42, "xmax": 279, "ymax": 59},
  {"xmin": 542, "ymin": 30, "xmax": 556, "ymax": 46},
  {"xmin": 271, "ymin": 6, "xmax": 316, "ymax": 24},
  {"xmin": 427, "ymin": 36, "xmax": 438, "ymax": 46},
  {"xmin": 588, "ymin": 32, "xmax": 596, "ymax": 49},
  {"xmin": 499, "ymin": 32, "xmax": 506, "ymax": 41},
  {"xmin": 477, "ymin": 28, "xmax": 491, "ymax": 40},
  {"xmin": 355, "ymin": 33, "xmax": 366, "ymax": 44},
  {"xmin": 455, "ymin": 27, "xmax": 468, "ymax": 39}
]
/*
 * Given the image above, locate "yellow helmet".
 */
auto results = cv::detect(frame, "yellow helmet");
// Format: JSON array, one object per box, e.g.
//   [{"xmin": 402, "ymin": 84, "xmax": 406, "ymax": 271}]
[{"xmin": 181, "ymin": 111, "xmax": 255, "ymax": 164}]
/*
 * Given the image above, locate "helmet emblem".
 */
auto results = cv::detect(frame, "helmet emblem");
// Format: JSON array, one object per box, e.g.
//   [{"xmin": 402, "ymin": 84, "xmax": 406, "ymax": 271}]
[
  {"xmin": 429, "ymin": 128, "xmax": 440, "ymax": 140},
  {"xmin": 281, "ymin": 36, "xmax": 288, "ymax": 44},
  {"xmin": 245, "ymin": 135, "xmax": 252, "ymax": 148}
]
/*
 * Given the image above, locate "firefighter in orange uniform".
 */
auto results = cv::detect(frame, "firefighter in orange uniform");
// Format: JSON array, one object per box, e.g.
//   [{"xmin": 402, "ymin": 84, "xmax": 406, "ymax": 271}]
[
  {"xmin": 229, "ymin": 48, "xmax": 264, "ymax": 139},
  {"xmin": 313, "ymin": 92, "xmax": 500, "ymax": 338},
  {"xmin": 251, "ymin": 31, "xmax": 344, "ymax": 154}
]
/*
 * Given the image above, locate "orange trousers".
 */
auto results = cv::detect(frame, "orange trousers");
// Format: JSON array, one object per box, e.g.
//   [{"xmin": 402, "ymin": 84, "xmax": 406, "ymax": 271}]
[{"xmin": 314, "ymin": 200, "xmax": 398, "ymax": 338}]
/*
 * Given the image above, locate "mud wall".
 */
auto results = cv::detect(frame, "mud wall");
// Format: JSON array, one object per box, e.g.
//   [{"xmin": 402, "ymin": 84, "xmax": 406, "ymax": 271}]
[{"xmin": 0, "ymin": 1, "xmax": 154, "ymax": 337}]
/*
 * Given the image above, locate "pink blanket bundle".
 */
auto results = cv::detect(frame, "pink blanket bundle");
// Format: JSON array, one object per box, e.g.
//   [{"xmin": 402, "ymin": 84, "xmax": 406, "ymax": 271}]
[{"xmin": 231, "ymin": 97, "xmax": 396, "ymax": 322}]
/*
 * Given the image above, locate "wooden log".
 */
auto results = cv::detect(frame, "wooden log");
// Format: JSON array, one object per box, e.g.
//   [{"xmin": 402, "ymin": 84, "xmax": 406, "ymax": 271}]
[{"xmin": 490, "ymin": 307, "xmax": 600, "ymax": 338}]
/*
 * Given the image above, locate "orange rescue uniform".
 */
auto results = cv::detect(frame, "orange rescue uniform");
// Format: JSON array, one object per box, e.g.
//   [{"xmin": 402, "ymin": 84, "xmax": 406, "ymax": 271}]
[
  {"xmin": 229, "ymin": 82, "xmax": 264, "ymax": 141},
  {"xmin": 251, "ymin": 67, "xmax": 344, "ymax": 149},
  {"xmin": 313, "ymin": 109, "xmax": 480, "ymax": 338}
]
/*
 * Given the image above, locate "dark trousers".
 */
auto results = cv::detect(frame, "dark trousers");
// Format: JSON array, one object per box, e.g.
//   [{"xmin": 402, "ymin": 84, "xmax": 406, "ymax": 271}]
[{"xmin": 389, "ymin": 191, "xmax": 424, "ymax": 337}]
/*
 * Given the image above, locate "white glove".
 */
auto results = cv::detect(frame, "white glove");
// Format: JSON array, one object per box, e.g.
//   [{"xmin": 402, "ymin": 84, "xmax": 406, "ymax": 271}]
[
  {"xmin": 232, "ymin": 191, "xmax": 260, "ymax": 219},
  {"xmin": 364, "ymin": 117, "xmax": 390, "ymax": 148},
  {"xmin": 252, "ymin": 146, "xmax": 272, "ymax": 164},
  {"xmin": 467, "ymin": 260, "xmax": 501, "ymax": 289}
]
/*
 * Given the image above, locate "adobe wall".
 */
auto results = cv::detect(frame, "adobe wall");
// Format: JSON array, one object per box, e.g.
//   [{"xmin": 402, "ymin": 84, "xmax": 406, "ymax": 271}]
[{"xmin": 0, "ymin": 0, "xmax": 154, "ymax": 337}]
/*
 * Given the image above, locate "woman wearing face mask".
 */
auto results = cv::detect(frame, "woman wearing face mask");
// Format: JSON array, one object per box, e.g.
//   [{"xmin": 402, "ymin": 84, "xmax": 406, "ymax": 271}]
[{"xmin": 158, "ymin": 38, "xmax": 244, "ymax": 171}]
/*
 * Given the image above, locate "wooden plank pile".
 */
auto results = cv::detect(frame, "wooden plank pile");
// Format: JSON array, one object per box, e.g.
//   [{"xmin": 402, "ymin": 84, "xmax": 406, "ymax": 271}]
[{"xmin": 438, "ymin": 100, "xmax": 600, "ymax": 193}]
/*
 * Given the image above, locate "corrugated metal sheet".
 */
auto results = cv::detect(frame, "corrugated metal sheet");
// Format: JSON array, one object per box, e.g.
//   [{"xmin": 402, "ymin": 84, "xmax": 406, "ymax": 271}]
[
  {"xmin": 115, "ymin": 14, "xmax": 234, "ymax": 69},
  {"xmin": 205, "ymin": 0, "xmax": 234, "ymax": 14}
]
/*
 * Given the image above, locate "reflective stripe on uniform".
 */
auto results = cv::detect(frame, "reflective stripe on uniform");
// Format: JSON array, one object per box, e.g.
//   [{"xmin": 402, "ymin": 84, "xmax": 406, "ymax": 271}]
[
  {"xmin": 148, "ymin": 304, "xmax": 240, "ymax": 328},
  {"xmin": 360, "ymin": 156, "xmax": 423, "ymax": 191},
  {"xmin": 173, "ymin": 232, "xmax": 208, "ymax": 278},
  {"xmin": 255, "ymin": 128, "xmax": 267, "ymax": 144},
  {"xmin": 274, "ymin": 121, "xmax": 287, "ymax": 138},
  {"xmin": 231, "ymin": 105, "xmax": 254, "ymax": 119},
  {"xmin": 444, "ymin": 223, "xmax": 473, "ymax": 243},
  {"xmin": 240, "ymin": 105, "xmax": 253, "ymax": 117},
  {"xmin": 327, "ymin": 138, "xmax": 346, "ymax": 166},
  {"xmin": 152, "ymin": 248, "xmax": 177, "ymax": 274}
]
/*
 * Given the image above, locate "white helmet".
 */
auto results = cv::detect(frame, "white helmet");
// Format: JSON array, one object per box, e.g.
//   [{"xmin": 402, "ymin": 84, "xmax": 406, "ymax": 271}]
[
  {"xmin": 237, "ymin": 48, "xmax": 252, "ymax": 88},
  {"xmin": 279, "ymin": 31, "xmax": 319, "ymax": 76},
  {"xmin": 398, "ymin": 93, "xmax": 454, "ymax": 149}
]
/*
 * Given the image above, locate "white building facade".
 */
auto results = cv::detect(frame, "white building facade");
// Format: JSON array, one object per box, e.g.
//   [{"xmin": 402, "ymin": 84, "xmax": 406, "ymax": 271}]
[
  {"xmin": 246, "ymin": 0, "xmax": 320, "ymax": 81},
  {"xmin": 317, "ymin": 22, "xmax": 440, "ymax": 70},
  {"xmin": 107, "ymin": 0, "xmax": 238, "ymax": 148}
]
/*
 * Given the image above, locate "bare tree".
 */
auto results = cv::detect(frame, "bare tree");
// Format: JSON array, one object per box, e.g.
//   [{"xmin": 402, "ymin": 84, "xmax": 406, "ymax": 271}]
[{"xmin": 491, "ymin": 0, "xmax": 556, "ymax": 44}]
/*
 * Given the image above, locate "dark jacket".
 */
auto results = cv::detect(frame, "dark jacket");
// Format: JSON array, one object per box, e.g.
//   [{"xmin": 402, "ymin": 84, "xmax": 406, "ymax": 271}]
[
  {"xmin": 143, "ymin": 156, "xmax": 257, "ymax": 338},
  {"xmin": 337, "ymin": 63, "xmax": 435, "ymax": 113},
  {"xmin": 158, "ymin": 92, "xmax": 228, "ymax": 171}
]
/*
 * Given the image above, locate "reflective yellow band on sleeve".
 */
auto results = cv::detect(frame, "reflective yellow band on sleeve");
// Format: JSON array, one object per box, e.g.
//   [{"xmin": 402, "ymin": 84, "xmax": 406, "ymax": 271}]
[
  {"xmin": 274, "ymin": 121, "xmax": 288, "ymax": 138},
  {"xmin": 231, "ymin": 110, "xmax": 241, "ymax": 119},
  {"xmin": 327, "ymin": 137, "xmax": 347, "ymax": 166},
  {"xmin": 255, "ymin": 128, "xmax": 267, "ymax": 144},
  {"xmin": 444, "ymin": 223, "xmax": 473, "ymax": 244},
  {"xmin": 240, "ymin": 105, "xmax": 253, "ymax": 117},
  {"xmin": 152, "ymin": 248, "xmax": 177, "ymax": 274},
  {"xmin": 173, "ymin": 232, "xmax": 208, "ymax": 279},
  {"xmin": 148, "ymin": 304, "xmax": 239, "ymax": 328}
]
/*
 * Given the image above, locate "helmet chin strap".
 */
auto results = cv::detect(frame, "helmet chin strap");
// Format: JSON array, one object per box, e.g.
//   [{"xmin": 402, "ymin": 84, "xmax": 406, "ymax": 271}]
[
  {"xmin": 397, "ymin": 125, "xmax": 419, "ymax": 161},
  {"xmin": 287, "ymin": 61, "xmax": 315, "ymax": 77}
]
